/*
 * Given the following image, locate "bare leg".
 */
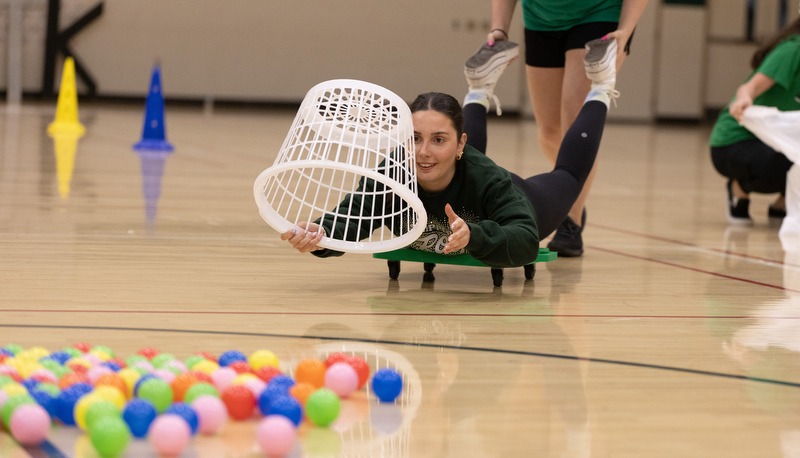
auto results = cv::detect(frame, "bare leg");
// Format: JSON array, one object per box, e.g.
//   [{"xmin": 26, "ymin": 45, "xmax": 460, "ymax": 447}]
[{"xmin": 526, "ymin": 65, "xmax": 564, "ymax": 165}]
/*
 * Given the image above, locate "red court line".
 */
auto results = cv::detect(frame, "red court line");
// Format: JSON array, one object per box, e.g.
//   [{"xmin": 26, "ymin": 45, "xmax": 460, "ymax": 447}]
[
  {"xmin": 1, "ymin": 308, "xmax": 798, "ymax": 319},
  {"xmin": 587, "ymin": 245, "xmax": 798, "ymax": 294},
  {"xmin": 590, "ymin": 223, "xmax": 793, "ymax": 267}
]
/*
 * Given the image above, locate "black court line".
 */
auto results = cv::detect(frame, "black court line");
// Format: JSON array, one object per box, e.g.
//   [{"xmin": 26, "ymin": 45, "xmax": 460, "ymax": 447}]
[{"xmin": 3, "ymin": 323, "xmax": 799, "ymax": 390}]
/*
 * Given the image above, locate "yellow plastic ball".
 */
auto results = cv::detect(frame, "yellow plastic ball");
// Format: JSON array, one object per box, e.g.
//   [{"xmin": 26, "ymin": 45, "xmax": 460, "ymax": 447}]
[
  {"xmin": 192, "ymin": 360, "xmax": 220, "ymax": 375},
  {"xmin": 248, "ymin": 350, "xmax": 280, "ymax": 370},
  {"xmin": 75, "ymin": 393, "xmax": 105, "ymax": 430},
  {"xmin": 231, "ymin": 373, "xmax": 258, "ymax": 385},
  {"xmin": 17, "ymin": 362, "xmax": 44, "ymax": 379},
  {"xmin": 2, "ymin": 383, "xmax": 28, "ymax": 397},
  {"xmin": 116, "ymin": 368, "xmax": 141, "ymax": 399},
  {"xmin": 93, "ymin": 385, "xmax": 126, "ymax": 409},
  {"xmin": 88, "ymin": 350, "xmax": 112, "ymax": 362}
]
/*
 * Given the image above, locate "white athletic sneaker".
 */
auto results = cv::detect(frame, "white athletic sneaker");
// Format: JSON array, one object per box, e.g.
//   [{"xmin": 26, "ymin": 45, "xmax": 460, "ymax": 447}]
[
  {"xmin": 584, "ymin": 37, "xmax": 620, "ymax": 106},
  {"xmin": 464, "ymin": 41, "xmax": 519, "ymax": 115}
]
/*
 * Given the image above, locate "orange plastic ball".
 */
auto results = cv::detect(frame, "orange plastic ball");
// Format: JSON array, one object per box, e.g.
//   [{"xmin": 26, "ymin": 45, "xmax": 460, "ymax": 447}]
[
  {"xmin": 294, "ymin": 359, "xmax": 326, "ymax": 389},
  {"xmin": 289, "ymin": 382, "xmax": 317, "ymax": 406},
  {"xmin": 58, "ymin": 371, "xmax": 90, "ymax": 389},
  {"xmin": 170, "ymin": 374, "xmax": 199, "ymax": 402},
  {"xmin": 94, "ymin": 374, "xmax": 128, "ymax": 399}
]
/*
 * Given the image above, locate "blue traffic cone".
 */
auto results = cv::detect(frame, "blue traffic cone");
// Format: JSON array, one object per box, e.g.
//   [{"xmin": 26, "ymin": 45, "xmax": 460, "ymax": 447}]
[{"xmin": 134, "ymin": 64, "xmax": 174, "ymax": 152}]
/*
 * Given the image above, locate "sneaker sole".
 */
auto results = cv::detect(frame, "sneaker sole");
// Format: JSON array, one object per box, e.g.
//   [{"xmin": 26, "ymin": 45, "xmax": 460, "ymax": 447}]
[
  {"xmin": 465, "ymin": 46, "xmax": 520, "ymax": 79},
  {"xmin": 584, "ymin": 38, "xmax": 616, "ymax": 77}
]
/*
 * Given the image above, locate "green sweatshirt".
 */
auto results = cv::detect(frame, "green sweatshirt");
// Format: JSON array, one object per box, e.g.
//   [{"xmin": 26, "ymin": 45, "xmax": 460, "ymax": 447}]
[
  {"xmin": 710, "ymin": 35, "xmax": 800, "ymax": 147},
  {"xmin": 313, "ymin": 145, "xmax": 540, "ymax": 268}
]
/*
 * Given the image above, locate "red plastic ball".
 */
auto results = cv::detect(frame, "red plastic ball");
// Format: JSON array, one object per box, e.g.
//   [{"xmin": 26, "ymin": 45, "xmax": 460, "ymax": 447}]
[
  {"xmin": 346, "ymin": 356, "xmax": 370, "ymax": 389},
  {"xmin": 108, "ymin": 358, "xmax": 127, "ymax": 369},
  {"xmin": 137, "ymin": 347, "xmax": 160, "ymax": 360},
  {"xmin": 221, "ymin": 385, "xmax": 255, "ymax": 421},
  {"xmin": 324, "ymin": 352, "xmax": 348, "ymax": 368},
  {"xmin": 190, "ymin": 371, "xmax": 213, "ymax": 385},
  {"xmin": 254, "ymin": 366, "xmax": 282, "ymax": 383},
  {"xmin": 73, "ymin": 342, "xmax": 92, "ymax": 353},
  {"xmin": 228, "ymin": 361, "xmax": 254, "ymax": 375},
  {"xmin": 68, "ymin": 363, "xmax": 89, "ymax": 375},
  {"xmin": 195, "ymin": 352, "xmax": 217, "ymax": 363}
]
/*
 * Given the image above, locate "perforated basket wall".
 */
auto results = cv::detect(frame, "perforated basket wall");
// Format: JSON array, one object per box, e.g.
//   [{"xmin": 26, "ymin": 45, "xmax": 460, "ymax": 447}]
[{"xmin": 254, "ymin": 79, "xmax": 426, "ymax": 253}]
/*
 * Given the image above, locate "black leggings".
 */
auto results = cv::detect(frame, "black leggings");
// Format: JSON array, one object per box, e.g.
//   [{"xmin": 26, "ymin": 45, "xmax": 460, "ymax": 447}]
[
  {"xmin": 710, "ymin": 139, "xmax": 792, "ymax": 195},
  {"xmin": 463, "ymin": 102, "xmax": 607, "ymax": 238}
]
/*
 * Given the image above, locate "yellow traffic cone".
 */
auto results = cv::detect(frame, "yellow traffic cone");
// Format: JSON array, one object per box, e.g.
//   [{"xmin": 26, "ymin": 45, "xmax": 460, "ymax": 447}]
[
  {"xmin": 53, "ymin": 134, "xmax": 80, "ymax": 199},
  {"xmin": 47, "ymin": 57, "xmax": 85, "ymax": 136}
]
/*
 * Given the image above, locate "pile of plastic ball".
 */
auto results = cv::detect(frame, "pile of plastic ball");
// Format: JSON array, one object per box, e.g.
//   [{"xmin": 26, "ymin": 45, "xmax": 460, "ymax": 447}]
[{"xmin": 0, "ymin": 343, "xmax": 404, "ymax": 457}]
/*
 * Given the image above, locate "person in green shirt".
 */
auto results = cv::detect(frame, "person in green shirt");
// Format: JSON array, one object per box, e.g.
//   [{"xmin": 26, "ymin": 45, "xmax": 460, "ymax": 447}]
[
  {"xmin": 463, "ymin": 0, "xmax": 649, "ymax": 257},
  {"xmin": 709, "ymin": 17, "xmax": 800, "ymax": 226},
  {"xmin": 282, "ymin": 38, "xmax": 619, "ymax": 269}
]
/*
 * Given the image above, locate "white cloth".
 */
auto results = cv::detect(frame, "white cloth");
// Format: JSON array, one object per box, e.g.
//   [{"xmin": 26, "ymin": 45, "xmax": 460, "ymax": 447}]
[{"xmin": 740, "ymin": 106, "xmax": 800, "ymax": 250}]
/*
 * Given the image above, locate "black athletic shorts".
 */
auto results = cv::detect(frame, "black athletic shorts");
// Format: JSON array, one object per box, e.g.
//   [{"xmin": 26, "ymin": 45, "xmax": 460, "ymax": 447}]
[{"xmin": 525, "ymin": 22, "xmax": 634, "ymax": 68}]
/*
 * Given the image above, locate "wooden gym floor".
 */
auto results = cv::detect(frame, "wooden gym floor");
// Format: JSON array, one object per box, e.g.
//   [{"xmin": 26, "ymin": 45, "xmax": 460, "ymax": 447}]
[{"xmin": 0, "ymin": 101, "xmax": 796, "ymax": 457}]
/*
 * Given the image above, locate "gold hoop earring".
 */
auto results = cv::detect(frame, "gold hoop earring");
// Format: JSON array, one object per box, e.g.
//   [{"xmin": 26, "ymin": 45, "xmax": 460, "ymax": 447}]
[{"xmin": 456, "ymin": 151, "xmax": 463, "ymax": 160}]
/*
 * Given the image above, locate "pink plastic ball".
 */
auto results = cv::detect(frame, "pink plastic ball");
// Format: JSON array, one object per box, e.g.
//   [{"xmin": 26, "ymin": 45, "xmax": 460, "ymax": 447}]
[
  {"xmin": 153, "ymin": 369, "xmax": 176, "ymax": 384},
  {"xmin": 164, "ymin": 360, "xmax": 187, "ymax": 374},
  {"xmin": 83, "ymin": 353, "xmax": 102, "ymax": 367},
  {"xmin": 256, "ymin": 415, "xmax": 296, "ymax": 456},
  {"xmin": 324, "ymin": 362, "xmax": 359, "ymax": 398},
  {"xmin": 191, "ymin": 395, "xmax": 228, "ymax": 435},
  {"xmin": 9, "ymin": 404, "xmax": 51, "ymax": 445},
  {"xmin": 211, "ymin": 367, "xmax": 238, "ymax": 392},
  {"xmin": 132, "ymin": 361, "xmax": 155, "ymax": 373},
  {"xmin": 148, "ymin": 414, "xmax": 191, "ymax": 455},
  {"xmin": 87, "ymin": 366, "xmax": 114, "ymax": 384},
  {"xmin": 29, "ymin": 369, "xmax": 58, "ymax": 384},
  {"xmin": 243, "ymin": 378, "xmax": 267, "ymax": 398}
]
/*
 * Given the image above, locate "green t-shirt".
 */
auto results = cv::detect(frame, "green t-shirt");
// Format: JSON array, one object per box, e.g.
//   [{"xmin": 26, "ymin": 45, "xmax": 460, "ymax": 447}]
[
  {"xmin": 314, "ymin": 146, "xmax": 540, "ymax": 268},
  {"xmin": 523, "ymin": 0, "xmax": 623, "ymax": 31},
  {"xmin": 710, "ymin": 35, "xmax": 800, "ymax": 147}
]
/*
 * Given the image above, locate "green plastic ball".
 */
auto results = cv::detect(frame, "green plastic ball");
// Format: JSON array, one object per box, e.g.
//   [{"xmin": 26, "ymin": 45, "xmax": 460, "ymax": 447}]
[
  {"xmin": 91, "ymin": 345, "xmax": 115, "ymax": 358},
  {"xmin": 184, "ymin": 355, "xmax": 205, "ymax": 370},
  {"xmin": 2, "ymin": 394, "xmax": 36, "ymax": 426},
  {"xmin": 85, "ymin": 400, "xmax": 121, "ymax": 430},
  {"xmin": 4, "ymin": 344, "xmax": 23, "ymax": 356},
  {"xmin": 35, "ymin": 383, "xmax": 61, "ymax": 397},
  {"xmin": 183, "ymin": 382, "xmax": 219, "ymax": 404},
  {"xmin": 150, "ymin": 353, "xmax": 175, "ymax": 369},
  {"xmin": 0, "ymin": 375, "xmax": 16, "ymax": 388},
  {"xmin": 137, "ymin": 378, "xmax": 173, "ymax": 413},
  {"xmin": 89, "ymin": 416, "xmax": 130, "ymax": 457},
  {"xmin": 125, "ymin": 355, "xmax": 147, "ymax": 367},
  {"xmin": 306, "ymin": 388, "xmax": 341, "ymax": 427},
  {"xmin": 61, "ymin": 347, "xmax": 82, "ymax": 358}
]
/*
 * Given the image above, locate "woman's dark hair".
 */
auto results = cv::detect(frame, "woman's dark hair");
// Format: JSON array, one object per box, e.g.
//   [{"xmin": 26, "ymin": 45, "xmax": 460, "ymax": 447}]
[
  {"xmin": 409, "ymin": 92, "xmax": 464, "ymax": 138},
  {"xmin": 751, "ymin": 16, "xmax": 800, "ymax": 69}
]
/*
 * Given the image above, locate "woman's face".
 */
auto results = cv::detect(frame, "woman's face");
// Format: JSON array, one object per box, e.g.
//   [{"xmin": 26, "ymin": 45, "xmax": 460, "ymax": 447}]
[{"xmin": 412, "ymin": 110, "xmax": 467, "ymax": 193}]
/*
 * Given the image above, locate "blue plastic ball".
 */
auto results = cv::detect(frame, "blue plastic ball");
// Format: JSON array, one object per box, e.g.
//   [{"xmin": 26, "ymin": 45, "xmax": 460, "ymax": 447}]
[
  {"xmin": 268, "ymin": 375, "xmax": 295, "ymax": 391},
  {"xmin": 0, "ymin": 348, "xmax": 14, "ymax": 358},
  {"xmin": 165, "ymin": 402, "xmax": 199, "ymax": 435},
  {"xmin": 55, "ymin": 382, "xmax": 93, "ymax": 425},
  {"xmin": 31, "ymin": 389, "xmax": 58, "ymax": 418},
  {"xmin": 45, "ymin": 351, "xmax": 72, "ymax": 365},
  {"xmin": 21, "ymin": 379, "xmax": 40, "ymax": 391},
  {"xmin": 101, "ymin": 361, "xmax": 122, "ymax": 372},
  {"xmin": 265, "ymin": 395, "xmax": 302, "ymax": 426},
  {"xmin": 371, "ymin": 368, "xmax": 403, "ymax": 403},
  {"xmin": 217, "ymin": 350, "xmax": 247, "ymax": 367},
  {"xmin": 122, "ymin": 398, "xmax": 158, "ymax": 438}
]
